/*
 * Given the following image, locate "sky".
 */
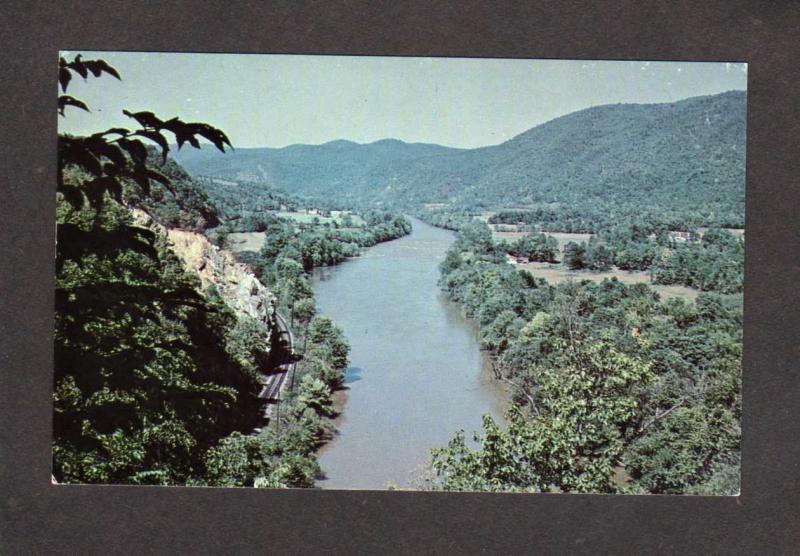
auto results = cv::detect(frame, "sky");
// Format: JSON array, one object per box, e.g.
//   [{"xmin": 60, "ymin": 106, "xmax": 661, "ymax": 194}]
[{"xmin": 58, "ymin": 52, "xmax": 747, "ymax": 150}]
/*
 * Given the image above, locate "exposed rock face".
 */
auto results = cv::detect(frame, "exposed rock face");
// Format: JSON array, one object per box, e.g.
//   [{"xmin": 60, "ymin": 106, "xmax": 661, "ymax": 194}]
[
  {"xmin": 132, "ymin": 208, "xmax": 276, "ymax": 326},
  {"xmin": 167, "ymin": 229, "xmax": 275, "ymax": 324}
]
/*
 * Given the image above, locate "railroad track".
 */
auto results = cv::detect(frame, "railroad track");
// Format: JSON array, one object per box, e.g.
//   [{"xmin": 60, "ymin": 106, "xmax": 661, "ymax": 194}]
[{"xmin": 258, "ymin": 310, "xmax": 296, "ymax": 419}]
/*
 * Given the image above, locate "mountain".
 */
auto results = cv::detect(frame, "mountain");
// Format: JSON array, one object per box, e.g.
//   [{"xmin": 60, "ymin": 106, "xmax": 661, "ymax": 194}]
[
  {"xmin": 172, "ymin": 139, "xmax": 463, "ymax": 206},
  {"xmin": 173, "ymin": 91, "xmax": 746, "ymax": 220}
]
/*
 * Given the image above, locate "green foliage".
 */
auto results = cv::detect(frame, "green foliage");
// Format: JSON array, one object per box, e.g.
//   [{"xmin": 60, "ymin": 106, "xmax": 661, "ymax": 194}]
[
  {"xmin": 201, "ymin": 430, "xmax": 320, "ymax": 488},
  {"xmin": 506, "ymin": 233, "xmax": 558, "ymax": 262},
  {"xmin": 650, "ymin": 229, "xmax": 744, "ymax": 293},
  {"xmin": 225, "ymin": 316, "xmax": 273, "ymax": 379},
  {"xmin": 431, "ymin": 221, "xmax": 742, "ymax": 494},
  {"xmin": 295, "ymin": 376, "xmax": 335, "ymax": 418},
  {"xmin": 307, "ymin": 317, "xmax": 350, "ymax": 372},
  {"xmin": 563, "ymin": 241, "xmax": 586, "ymax": 270},
  {"xmin": 293, "ymin": 297, "xmax": 317, "ymax": 324},
  {"xmin": 54, "ymin": 200, "xmax": 265, "ymax": 484},
  {"xmin": 623, "ymin": 406, "xmax": 740, "ymax": 494},
  {"xmin": 433, "ymin": 342, "xmax": 654, "ymax": 493},
  {"xmin": 124, "ymin": 149, "xmax": 220, "ymax": 231},
  {"xmin": 58, "ymin": 54, "xmax": 230, "ymax": 216}
]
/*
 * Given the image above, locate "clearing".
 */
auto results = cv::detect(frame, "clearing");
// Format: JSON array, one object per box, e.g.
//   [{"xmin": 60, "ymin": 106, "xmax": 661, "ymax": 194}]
[{"xmin": 516, "ymin": 261, "xmax": 700, "ymax": 302}]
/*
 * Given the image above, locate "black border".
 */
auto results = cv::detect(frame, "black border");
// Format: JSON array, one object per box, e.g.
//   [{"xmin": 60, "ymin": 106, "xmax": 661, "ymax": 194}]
[{"xmin": 2, "ymin": 1, "xmax": 799, "ymax": 553}]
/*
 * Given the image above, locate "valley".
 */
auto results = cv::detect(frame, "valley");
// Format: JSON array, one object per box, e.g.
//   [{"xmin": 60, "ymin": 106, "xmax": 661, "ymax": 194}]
[{"xmin": 54, "ymin": 54, "xmax": 744, "ymax": 495}]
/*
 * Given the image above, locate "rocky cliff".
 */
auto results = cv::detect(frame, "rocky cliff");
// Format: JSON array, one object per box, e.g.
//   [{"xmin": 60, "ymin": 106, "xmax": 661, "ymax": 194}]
[{"xmin": 132, "ymin": 208, "xmax": 277, "ymax": 333}]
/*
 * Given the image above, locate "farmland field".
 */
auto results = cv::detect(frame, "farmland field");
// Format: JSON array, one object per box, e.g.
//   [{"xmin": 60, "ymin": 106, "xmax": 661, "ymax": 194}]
[
  {"xmin": 516, "ymin": 261, "xmax": 700, "ymax": 302},
  {"xmin": 228, "ymin": 232, "xmax": 266, "ymax": 252},
  {"xmin": 491, "ymin": 228, "xmax": 594, "ymax": 254},
  {"xmin": 276, "ymin": 211, "xmax": 365, "ymax": 226}
]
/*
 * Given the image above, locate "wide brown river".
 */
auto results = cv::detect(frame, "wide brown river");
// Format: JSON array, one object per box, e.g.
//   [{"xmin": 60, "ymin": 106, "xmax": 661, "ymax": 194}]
[{"xmin": 312, "ymin": 217, "xmax": 506, "ymax": 489}]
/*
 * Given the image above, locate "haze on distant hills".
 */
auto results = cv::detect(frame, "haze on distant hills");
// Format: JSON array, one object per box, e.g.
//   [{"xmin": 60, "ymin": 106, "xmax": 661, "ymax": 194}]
[{"xmin": 173, "ymin": 91, "xmax": 746, "ymax": 221}]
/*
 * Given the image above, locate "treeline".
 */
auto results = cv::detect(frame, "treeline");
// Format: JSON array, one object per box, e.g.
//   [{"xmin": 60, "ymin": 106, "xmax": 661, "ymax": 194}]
[
  {"xmin": 489, "ymin": 204, "xmax": 744, "ymax": 233},
  {"xmin": 650, "ymin": 229, "xmax": 744, "ymax": 294},
  {"xmin": 415, "ymin": 209, "xmax": 474, "ymax": 231},
  {"xmin": 191, "ymin": 176, "xmax": 300, "ymax": 223},
  {"xmin": 428, "ymin": 220, "xmax": 741, "ymax": 494},
  {"xmin": 501, "ymin": 233, "xmax": 559, "ymax": 263},
  {"xmin": 231, "ymin": 211, "xmax": 411, "ymax": 273},
  {"xmin": 425, "ymin": 208, "xmax": 744, "ymax": 294},
  {"xmin": 561, "ymin": 226, "xmax": 744, "ymax": 294},
  {"xmin": 183, "ymin": 173, "xmax": 374, "ymax": 233}
]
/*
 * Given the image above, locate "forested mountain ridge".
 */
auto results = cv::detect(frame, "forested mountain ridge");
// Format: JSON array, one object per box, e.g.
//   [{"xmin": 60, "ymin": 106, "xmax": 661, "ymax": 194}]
[
  {"xmin": 172, "ymin": 138, "xmax": 464, "ymax": 206},
  {"xmin": 174, "ymin": 91, "xmax": 746, "ymax": 225}
]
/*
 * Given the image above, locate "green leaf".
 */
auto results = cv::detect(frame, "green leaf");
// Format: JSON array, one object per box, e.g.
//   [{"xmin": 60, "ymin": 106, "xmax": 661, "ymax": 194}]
[
  {"xmin": 59, "ymin": 138, "xmax": 103, "ymax": 176},
  {"xmin": 68, "ymin": 57, "xmax": 121, "ymax": 82},
  {"xmin": 84, "ymin": 137, "xmax": 126, "ymax": 169},
  {"xmin": 193, "ymin": 123, "xmax": 233, "ymax": 152},
  {"xmin": 57, "ymin": 182, "xmax": 85, "ymax": 210},
  {"xmin": 68, "ymin": 56, "xmax": 88, "ymax": 79},
  {"xmin": 146, "ymin": 169, "xmax": 171, "ymax": 186},
  {"xmin": 95, "ymin": 128, "xmax": 130, "ymax": 137},
  {"xmin": 94, "ymin": 59, "xmax": 121, "ymax": 80},
  {"xmin": 129, "ymin": 162, "xmax": 152, "ymax": 196}
]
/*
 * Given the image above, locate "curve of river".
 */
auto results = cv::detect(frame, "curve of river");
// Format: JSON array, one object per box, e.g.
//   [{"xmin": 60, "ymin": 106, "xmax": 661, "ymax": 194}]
[{"xmin": 312, "ymin": 217, "xmax": 507, "ymax": 490}]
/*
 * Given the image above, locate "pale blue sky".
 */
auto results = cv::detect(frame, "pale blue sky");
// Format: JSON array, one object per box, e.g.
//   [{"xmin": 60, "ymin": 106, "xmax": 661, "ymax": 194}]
[{"xmin": 59, "ymin": 52, "xmax": 747, "ymax": 149}]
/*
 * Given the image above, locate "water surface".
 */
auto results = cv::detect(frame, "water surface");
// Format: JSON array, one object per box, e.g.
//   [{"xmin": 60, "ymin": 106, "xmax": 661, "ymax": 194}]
[{"xmin": 312, "ymin": 217, "xmax": 506, "ymax": 490}]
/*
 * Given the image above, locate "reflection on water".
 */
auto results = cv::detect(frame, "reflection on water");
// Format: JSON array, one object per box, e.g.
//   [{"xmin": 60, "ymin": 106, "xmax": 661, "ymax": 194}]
[{"xmin": 312, "ymin": 217, "xmax": 507, "ymax": 490}]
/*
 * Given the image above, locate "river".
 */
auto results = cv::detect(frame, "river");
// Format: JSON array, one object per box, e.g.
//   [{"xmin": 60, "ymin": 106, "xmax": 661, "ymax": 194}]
[{"xmin": 311, "ymin": 217, "xmax": 507, "ymax": 490}]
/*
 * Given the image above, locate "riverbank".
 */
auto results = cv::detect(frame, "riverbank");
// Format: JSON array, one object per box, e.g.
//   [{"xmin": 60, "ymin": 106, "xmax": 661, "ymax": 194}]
[{"xmin": 429, "ymin": 217, "xmax": 742, "ymax": 494}]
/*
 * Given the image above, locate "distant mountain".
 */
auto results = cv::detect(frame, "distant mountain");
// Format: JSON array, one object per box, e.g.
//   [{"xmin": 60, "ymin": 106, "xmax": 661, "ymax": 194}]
[
  {"xmin": 173, "ymin": 91, "xmax": 746, "ymax": 219},
  {"xmin": 172, "ymin": 139, "xmax": 463, "ymax": 206}
]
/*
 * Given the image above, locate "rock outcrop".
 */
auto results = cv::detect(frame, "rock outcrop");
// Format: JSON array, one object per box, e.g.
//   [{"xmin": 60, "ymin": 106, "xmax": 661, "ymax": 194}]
[{"xmin": 132, "ymin": 208, "xmax": 276, "ymax": 328}]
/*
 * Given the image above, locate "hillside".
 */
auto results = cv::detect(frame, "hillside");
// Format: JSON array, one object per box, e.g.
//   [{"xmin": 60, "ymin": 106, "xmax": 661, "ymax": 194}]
[
  {"xmin": 54, "ymin": 151, "xmax": 312, "ymax": 486},
  {"xmin": 174, "ymin": 91, "xmax": 746, "ymax": 225},
  {"xmin": 173, "ymin": 139, "xmax": 463, "ymax": 207}
]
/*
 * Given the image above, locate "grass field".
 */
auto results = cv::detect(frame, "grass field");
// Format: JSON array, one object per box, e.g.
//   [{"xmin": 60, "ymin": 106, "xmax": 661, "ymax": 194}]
[
  {"xmin": 516, "ymin": 261, "xmax": 700, "ymax": 302},
  {"xmin": 276, "ymin": 211, "xmax": 365, "ymax": 226},
  {"xmin": 228, "ymin": 232, "xmax": 267, "ymax": 252},
  {"xmin": 491, "ymin": 228, "xmax": 594, "ymax": 255}
]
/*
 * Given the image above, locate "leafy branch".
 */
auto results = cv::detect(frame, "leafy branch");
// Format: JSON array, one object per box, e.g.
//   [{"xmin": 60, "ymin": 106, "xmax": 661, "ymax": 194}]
[{"xmin": 57, "ymin": 54, "xmax": 232, "ymax": 211}]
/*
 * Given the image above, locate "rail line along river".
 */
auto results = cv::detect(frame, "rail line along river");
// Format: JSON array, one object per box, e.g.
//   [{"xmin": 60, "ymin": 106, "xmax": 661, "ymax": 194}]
[{"xmin": 312, "ymin": 217, "xmax": 507, "ymax": 490}]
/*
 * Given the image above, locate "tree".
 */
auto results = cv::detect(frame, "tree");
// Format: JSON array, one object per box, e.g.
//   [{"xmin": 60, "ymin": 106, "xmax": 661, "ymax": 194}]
[
  {"xmin": 307, "ymin": 316, "xmax": 350, "ymax": 371},
  {"xmin": 585, "ymin": 242, "xmax": 613, "ymax": 271},
  {"xmin": 563, "ymin": 241, "xmax": 586, "ymax": 269},
  {"xmin": 293, "ymin": 297, "xmax": 317, "ymax": 326},
  {"xmin": 431, "ymin": 340, "xmax": 654, "ymax": 493},
  {"xmin": 54, "ymin": 54, "xmax": 270, "ymax": 486},
  {"xmin": 511, "ymin": 233, "xmax": 558, "ymax": 263},
  {"xmin": 295, "ymin": 375, "xmax": 334, "ymax": 417},
  {"xmin": 58, "ymin": 54, "xmax": 231, "ymax": 213}
]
